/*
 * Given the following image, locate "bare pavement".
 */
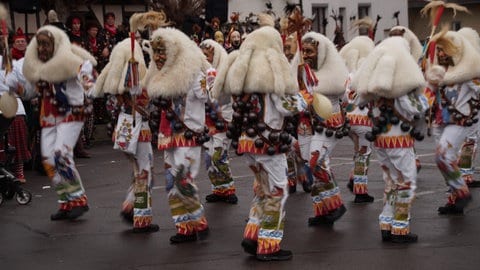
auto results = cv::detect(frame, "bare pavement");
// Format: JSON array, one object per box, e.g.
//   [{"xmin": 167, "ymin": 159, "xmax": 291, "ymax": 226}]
[{"xmin": 1, "ymin": 135, "xmax": 480, "ymax": 270}]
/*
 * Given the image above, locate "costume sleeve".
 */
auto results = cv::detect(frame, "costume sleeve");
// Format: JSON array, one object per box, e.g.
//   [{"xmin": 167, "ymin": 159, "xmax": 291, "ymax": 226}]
[
  {"xmin": 192, "ymin": 73, "xmax": 208, "ymax": 102},
  {"xmin": 394, "ymin": 89, "xmax": 429, "ymax": 122},
  {"xmin": 271, "ymin": 93, "xmax": 306, "ymax": 117}
]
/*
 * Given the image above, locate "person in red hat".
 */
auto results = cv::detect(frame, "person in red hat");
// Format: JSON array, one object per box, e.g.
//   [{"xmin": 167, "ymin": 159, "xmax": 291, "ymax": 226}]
[{"xmin": 11, "ymin": 27, "xmax": 27, "ymax": 60}]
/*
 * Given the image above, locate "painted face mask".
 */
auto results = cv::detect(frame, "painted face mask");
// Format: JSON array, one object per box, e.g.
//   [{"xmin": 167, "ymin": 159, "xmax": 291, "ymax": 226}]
[
  {"xmin": 36, "ymin": 31, "xmax": 55, "ymax": 62},
  {"xmin": 151, "ymin": 37, "xmax": 167, "ymax": 70}
]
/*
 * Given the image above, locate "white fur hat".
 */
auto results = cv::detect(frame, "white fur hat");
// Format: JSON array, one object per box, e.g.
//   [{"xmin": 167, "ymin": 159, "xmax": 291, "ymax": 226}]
[
  {"xmin": 457, "ymin": 27, "xmax": 480, "ymax": 52},
  {"xmin": 142, "ymin": 27, "xmax": 210, "ymax": 98},
  {"xmin": 299, "ymin": 32, "xmax": 349, "ymax": 96},
  {"xmin": 351, "ymin": 36, "xmax": 425, "ymax": 99},
  {"xmin": 23, "ymin": 25, "xmax": 97, "ymax": 83},
  {"xmin": 213, "ymin": 25, "xmax": 297, "ymax": 98},
  {"xmin": 199, "ymin": 39, "xmax": 228, "ymax": 69},
  {"xmin": 339, "ymin": 36, "xmax": 375, "ymax": 73},
  {"xmin": 425, "ymin": 64, "xmax": 446, "ymax": 85},
  {"xmin": 389, "ymin": 26, "xmax": 423, "ymax": 61},
  {"xmin": 93, "ymin": 38, "xmax": 147, "ymax": 96},
  {"xmin": 433, "ymin": 30, "xmax": 480, "ymax": 85}
]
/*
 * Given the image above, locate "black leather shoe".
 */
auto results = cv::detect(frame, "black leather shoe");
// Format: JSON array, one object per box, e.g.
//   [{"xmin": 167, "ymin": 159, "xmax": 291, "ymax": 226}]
[
  {"xmin": 308, "ymin": 215, "xmax": 333, "ymax": 226},
  {"xmin": 67, "ymin": 206, "xmax": 89, "ymax": 220},
  {"xmin": 438, "ymin": 204, "xmax": 464, "ymax": 215},
  {"xmin": 205, "ymin": 194, "xmax": 223, "ymax": 203},
  {"xmin": 197, "ymin": 228, "xmax": 210, "ymax": 240},
  {"xmin": 50, "ymin": 210, "xmax": 70, "ymax": 221},
  {"xmin": 132, "ymin": 224, "xmax": 159, "ymax": 233},
  {"xmin": 241, "ymin": 239, "xmax": 258, "ymax": 255},
  {"xmin": 288, "ymin": 184, "xmax": 297, "ymax": 194},
  {"xmin": 354, "ymin": 194, "xmax": 374, "ymax": 203},
  {"xmin": 325, "ymin": 205, "xmax": 347, "ymax": 223},
  {"xmin": 467, "ymin": 180, "xmax": 480, "ymax": 188},
  {"xmin": 302, "ymin": 181, "xmax": 312, "ymax": 193},
  {"xmin": 120, "ymin": 211, "xmax": 133, "ymax": 224},
  {"xmin": 256, "ymin": 249, "xmax": 293, "ymax": 261},
  {"xmin": 347, "ymin": 180, "xmax": 353, "ymax": 193},
  {"xmin": 169, "ymin": 233, "xmax": 197, "ymax": 244},
  {"xmin": 391, "ymin": 233, "xmax": 418, "ymax": 243},
  {"xmin": 225, "ymin": 194, "xmax": 238, "ymax": 204},
  {"xmin": 381, "ymin": 230, "xmax": 392, "ymax": 242},
  {"xmin": 438, "ymin": 196, "xmax": 471, "ymax": 215}
]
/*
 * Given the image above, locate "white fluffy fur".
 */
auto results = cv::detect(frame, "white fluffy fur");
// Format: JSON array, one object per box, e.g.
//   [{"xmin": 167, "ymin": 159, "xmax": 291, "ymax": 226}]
[
  {"xmin": 23, "ymin": 25, "xmax": 97, "ymax": 83},
  {"xmin": 200, "ymin": 39, "xmax": 228, "ymax": 69},
  {"xmin": 390, "ymin": 26, "xmax": 423, "ymax": 61},
  {"xmin": 143, "ymin": 27, "xmax": 209, "ymax": 98},
  {"xmin": 457, "ymin": 27, "xmax": 480, "ymax": 52},
  {"xmin": 441, "ymin": 31, "xmax": 480, "ymax": 85},
  {"xmin": 351, "ymin": 37, "xmax": 425, "ymax": 99},
  {"xmin": 339, "ymin": 36, "xmax": 375, "ymax": 73},
  {"xmin": 93, "ymin": 38, "xmax": 147, "ymax": 97},
  {"xmin": 301, "ymin": 32, "xmax": 348, "ymax": 96},
  {"xmin": 215, "ymin": 26, "xmax": 297, "ymax": 96}
]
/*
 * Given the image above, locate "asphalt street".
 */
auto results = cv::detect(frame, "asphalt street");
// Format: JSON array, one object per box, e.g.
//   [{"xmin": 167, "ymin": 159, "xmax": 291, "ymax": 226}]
[{"xmin": 1, "ymin": 134, "xmax": 480, "ymax": 270}]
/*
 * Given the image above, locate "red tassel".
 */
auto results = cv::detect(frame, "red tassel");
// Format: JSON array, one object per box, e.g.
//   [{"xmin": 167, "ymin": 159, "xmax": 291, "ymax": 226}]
[
  {"xmin": 428, "ymin": 41, "xmax": 436, "ymax": 64},
  {"xmin": 433, "ymin": 6, "xmax": 445, "ymax": 27}
]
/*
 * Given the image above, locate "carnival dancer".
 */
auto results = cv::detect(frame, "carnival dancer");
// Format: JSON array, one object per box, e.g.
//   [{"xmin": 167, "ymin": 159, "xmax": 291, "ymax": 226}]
[
  {"xmin": 294, "ymin": 32, "xmax": 350, "ymax": 226},
  {"xmin": 339, "ymin": 36, "xmax": 376, "ymax": 203},
  {"xmin": 351, "ymin": 36, "xmax": 428, "ymax": 243},
  {"xmin": 213, "ymin": 14, "xmax": 303, "ymax": 261},
  {"xmin": 428, "ymin": 29, "xmax": 480, "ymax": 214},
  {"xmin": 92, "ymin": 37, "xmax": 159, "ymax": 233},
  {"xmin": 199, "ymin": 39, "xmax": 238, "ymax": 204},
  {"xmin": 143, "ymin": 27, "xmax": 211, "ymax": 243},
  {"xmin": 388, "ymin": 25, "xmax": 424, "ymax": 173},
  {"xmin": 455, "ymin": 27, "xmax": 480, "ymax": 188},
  {"xmin": 23, "ymin": 25, "xmax": 96, "ymax": 220}
]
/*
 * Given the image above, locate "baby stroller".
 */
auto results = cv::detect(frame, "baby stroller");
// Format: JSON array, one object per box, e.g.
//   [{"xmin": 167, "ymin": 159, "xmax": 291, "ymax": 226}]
[{"xmin": 0, "ymin": 113, "xmax": 32, "ymax": 206}]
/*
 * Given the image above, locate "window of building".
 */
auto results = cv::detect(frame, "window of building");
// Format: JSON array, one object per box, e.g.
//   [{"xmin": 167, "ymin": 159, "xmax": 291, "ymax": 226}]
[
  {"xmin": 358, "ymin": 4, "xmax": 370, "ymax": 19},
  {"xmin": 339, "ymin": 7, "xmax": 346, "ymax": 34},
  {"xmin": 312, "ymin": 5, "xmax": 328, "ymax": 34},
  {"xmin": 452, "ymin": 21, "xmax": 461, "ymax": 31}
]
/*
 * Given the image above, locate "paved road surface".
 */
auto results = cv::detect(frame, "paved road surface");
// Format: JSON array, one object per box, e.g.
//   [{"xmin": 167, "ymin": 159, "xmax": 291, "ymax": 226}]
[{"xmin": 1, "ymin": 136, "xmax": 480, "ymax": 270}]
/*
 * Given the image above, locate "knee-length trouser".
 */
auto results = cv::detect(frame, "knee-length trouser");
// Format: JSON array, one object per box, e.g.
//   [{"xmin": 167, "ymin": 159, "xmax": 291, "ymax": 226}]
[
  {"xmin": 299, "ymin": 133, "xmax": 344, "ymax": 217},
  {"xmin": 376, "ymin": 147, "xmax": 417, "ymax": 236},
  {"xmin": 349, "ymin": 125, "xmax": 372, "ymax": 195},
  {"xmin": 204, "ymin": 132, "xmax": 235, "ymax": 197},
  {"xmin": 122, "ymin": 141, "xmax": 154, "ymax": 229},
  {"xmin": 243, "ymin": 154, "xmax": 288, "ymax": 255},
  {"xmin": 433, "ymin": 125, "xmax": 471, "ymax": 204},
  {"xmin": 458, "ymin": 123, "xmax": 479, "ymax": 184},
  {"xmin": 42, "ymin": 121, "xmax": 87, "ymax": 210},
  {"xmin": 164, "ymin": 146, "xmax": 208, "ymax": 235}
]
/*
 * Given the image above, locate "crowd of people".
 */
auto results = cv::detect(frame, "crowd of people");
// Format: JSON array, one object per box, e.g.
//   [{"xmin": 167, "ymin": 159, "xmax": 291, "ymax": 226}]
[{"xmin": 1, "ymin": 2, "xmax": 480, "ymax": 262}]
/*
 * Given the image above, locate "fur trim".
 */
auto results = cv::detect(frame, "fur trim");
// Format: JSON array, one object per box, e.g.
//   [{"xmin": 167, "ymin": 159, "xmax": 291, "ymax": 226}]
[
  {"xmin": 339, "ymin": 36, "xmax": 374, "ymax": 73},
  {"xmin": 143, "ymin": 27, "xmax": 209, "ymax": 98},
  {"xmin": 457, "ymin": 27, "xmax": 480, "ymax": 52},
  {"xmin": 212, "ymin": 50, "xmax": 239, "ymax": 101},
  {"xmin": 351, "ymin": 37, "xmax": 425, "ymax": 99},
  {"xmin": 200, "ymin": 39, "xmax": 228, "ymax": 69},
  {"xmin": 302, "ymin": 32, "xmax": 349, "ymax": 95},
  {"xmin": 23, "ymin": 25, "xmax": 97, "ymax": 83},
  {"xmin": 426, "ymin": 64, "xmax": 446, "ymax": 85},
  {"xmin": 218, "ymin": 26, "xmax": 297, "ymax": 96},
  {"xmin": 94, "ymin": 38, "xmax": 146, "ymax": 96},
  {"xmin": 437, "ymin": 31, "xmax": 480, "ymax": 85},
  {"xmin": 257, "ymin": 13, "xmax": 275, "ymax": 27},
  {"xmin": 389, "ymin": 26, "xmax": 423, "ymax": 61}
]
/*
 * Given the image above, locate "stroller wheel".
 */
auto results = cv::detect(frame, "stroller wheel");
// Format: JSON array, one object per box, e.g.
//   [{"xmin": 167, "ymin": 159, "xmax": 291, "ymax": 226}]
[{"xmin": 15, "ymin": 190, "xmax": 32, "ymax": 205}]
